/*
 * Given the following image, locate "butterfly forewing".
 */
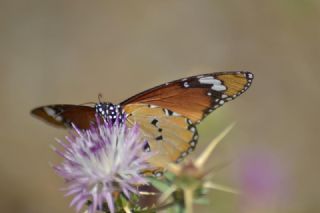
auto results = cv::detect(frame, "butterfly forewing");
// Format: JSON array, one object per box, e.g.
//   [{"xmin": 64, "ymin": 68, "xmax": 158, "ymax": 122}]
[
  {"xmin": 121, "ymin": 71, "xmax": 253, "ymax": 123},
  {"xmin": 31, "ymin": 105, "xmax": 96, "ymax": 129}
]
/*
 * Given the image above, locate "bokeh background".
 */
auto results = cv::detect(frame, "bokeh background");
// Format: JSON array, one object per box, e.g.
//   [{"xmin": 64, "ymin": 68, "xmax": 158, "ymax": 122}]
[{"xmin": 1, "ymin": 1, "xmax": 320, "ymax": 212}]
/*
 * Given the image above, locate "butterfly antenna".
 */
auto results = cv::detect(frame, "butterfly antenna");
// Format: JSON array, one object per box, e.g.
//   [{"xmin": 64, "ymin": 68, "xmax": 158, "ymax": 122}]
[{"xmin": 98, "ymin": 93, "xmax": 103, "ymax": 103}]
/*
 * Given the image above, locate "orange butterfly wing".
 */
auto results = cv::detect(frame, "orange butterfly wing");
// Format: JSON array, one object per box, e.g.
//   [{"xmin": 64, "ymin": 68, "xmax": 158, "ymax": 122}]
[
  {"xmin": 121, "ymin": 71, "xmax": 253, "ymax": 123},
  {"xmin": 125, "ymin": 103, "xmax": 198, "ymax": 174},
  {"xmin": 122, "ymin": 71, "xmax": 253, "ymax": 173}
]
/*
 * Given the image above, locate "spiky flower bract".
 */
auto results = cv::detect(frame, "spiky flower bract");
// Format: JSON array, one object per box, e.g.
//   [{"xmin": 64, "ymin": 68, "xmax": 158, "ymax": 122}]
[
  {"xmin": 53, "ymin": 117, "xmax": 154, "ymax": 213},
  {"xmin": 150, "ymin": 124, "xmax": 238, "ymax": 213}
]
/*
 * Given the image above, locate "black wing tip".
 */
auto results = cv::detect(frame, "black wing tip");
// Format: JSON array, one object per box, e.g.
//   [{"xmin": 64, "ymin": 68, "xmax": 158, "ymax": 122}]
[
  {"xmin": 30, "ymin": 105, "xmax": 67, "ymax": 128},
  {"xmin": 30, "ymin": 106, "xmax": 42, "ymax": 116},
  {"xmin": 243, "ymin": 71, "xmax": 254, "ymax": 80},
  {"xmin": 30, "ymin": 105, "xmax": 53, "ymax": 116},
  {"xmin": 240, "ymin": 71, "xmax": 254, "ymax": 90}
]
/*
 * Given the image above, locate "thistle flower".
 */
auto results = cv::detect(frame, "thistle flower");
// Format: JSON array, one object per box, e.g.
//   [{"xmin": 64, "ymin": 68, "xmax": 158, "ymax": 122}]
[{"xmin": 53, "ymin": 117, "xmax": 154, "ymax": 213}]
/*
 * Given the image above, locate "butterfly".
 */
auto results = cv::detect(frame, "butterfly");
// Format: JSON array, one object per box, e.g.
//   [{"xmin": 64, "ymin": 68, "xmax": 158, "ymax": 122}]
[{"xmin": 31, "ymin": 71, "xmax": 254, "ymax": 176}]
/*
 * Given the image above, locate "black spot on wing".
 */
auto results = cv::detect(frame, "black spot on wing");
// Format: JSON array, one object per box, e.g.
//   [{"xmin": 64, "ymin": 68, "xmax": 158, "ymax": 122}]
[
  {"xmin": 151, "ymin": 118, "xmax": 158, "ymax": 127},
  {"xmin": 155, "ymin": 135, "xmax": 163, "ymax": 141}
]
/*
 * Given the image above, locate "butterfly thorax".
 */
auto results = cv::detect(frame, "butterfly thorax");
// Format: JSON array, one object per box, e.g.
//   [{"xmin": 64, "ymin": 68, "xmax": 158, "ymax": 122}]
[{"xmin": 95, "ymin": 102, "xmax": 125, "ymax": 124}]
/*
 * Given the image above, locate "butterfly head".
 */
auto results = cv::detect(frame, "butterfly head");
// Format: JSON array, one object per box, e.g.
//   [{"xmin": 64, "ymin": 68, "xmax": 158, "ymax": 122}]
[{"xmin": 95, "ymin": 102, "xmax": 125, "ymax": 124}]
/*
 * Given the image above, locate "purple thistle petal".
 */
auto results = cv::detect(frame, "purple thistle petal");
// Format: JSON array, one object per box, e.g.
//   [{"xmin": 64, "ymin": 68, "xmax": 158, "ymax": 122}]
[
  {"xmin": 53, "ymin": 115, "xmax": 153, "ymax": 213},
  {"xmin": 122, "ymin": 187, "xmax": 131, "ymax": 199},
  {"xmin": 55, "ymin": 138, "xmax": 70, "ymax": 149},
  {"xmin": 64, "ymin": 187, "xmax": 82, "ymax": 196},
  {"xmin": 70, "ymin": 192, "xmax": 85, "ymax": 207},
  {"xmin": 105, "ymin": 193, "xmax": 115, "ymax": 213},
  {"xmin": 91, "ymin": 190, "xmax": 98, "ymax": 213},
  {"xmin": 75, "ymin": 198, "xmax": 88, "ymax": 212}
]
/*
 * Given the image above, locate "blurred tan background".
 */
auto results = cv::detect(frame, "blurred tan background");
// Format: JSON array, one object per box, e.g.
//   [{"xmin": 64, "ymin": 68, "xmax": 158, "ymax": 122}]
[{"xmin": 1, "ymin": 0, "xmax": 320, "ymax": 212}]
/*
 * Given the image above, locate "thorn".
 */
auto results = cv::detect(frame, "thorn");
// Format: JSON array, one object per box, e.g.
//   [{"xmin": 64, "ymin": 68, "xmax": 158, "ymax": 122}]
[{"xmin": 195, "ymin": 123, "xmax": 236, "ymax": 168}]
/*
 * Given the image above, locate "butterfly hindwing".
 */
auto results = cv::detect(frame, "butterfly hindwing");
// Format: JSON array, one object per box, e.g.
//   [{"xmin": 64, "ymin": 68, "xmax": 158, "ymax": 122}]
[
  {"xmin": 31, "ymin": 105, "xmax": 96, "ymax": 129},
  {"xmin": 121, "ymin": 71, "xmax": 253, "ymax": 123},
  {"xmin": 124, "ymin": 103, "xmax": 198, "ymax": 170}
]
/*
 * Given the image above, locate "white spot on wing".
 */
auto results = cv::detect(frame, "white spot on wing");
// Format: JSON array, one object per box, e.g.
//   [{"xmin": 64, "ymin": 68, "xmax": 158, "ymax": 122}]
[
  {"xmin": 188, "ymin": 147, "xmax": 194, "ymax": 153},
  {"xmin": 44, "ymin": 107, "xmax": 57, "ymax": 117},
  {"xmin": 187, "ymin": 119, "xmax": 193, "ymax": 125},
  {"xmin": 172, "ymin": 111, "xmax": 180, "ymax": 116},
  {"xmin": 198, "ymin": 76, "xmax": 222, "ymax": 85},
  {"xmin": 55, "ymin": 116, "xmax": 63, "ymax": 122},
  {"xmin": 211, "ymin": 84, "xmax": 226, "ymax": 91}
]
